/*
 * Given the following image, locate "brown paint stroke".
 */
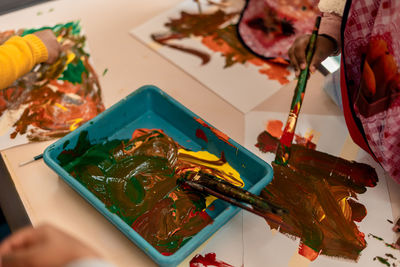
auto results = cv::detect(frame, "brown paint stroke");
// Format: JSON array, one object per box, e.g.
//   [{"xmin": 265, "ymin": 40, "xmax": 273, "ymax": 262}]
[
  {"xmin": 256, "ymin": 130, "xmax": 378, "ymax": 261},
  {"xmin": 152, "ymin": 9, "xmax": 291, "ymax": 84}
]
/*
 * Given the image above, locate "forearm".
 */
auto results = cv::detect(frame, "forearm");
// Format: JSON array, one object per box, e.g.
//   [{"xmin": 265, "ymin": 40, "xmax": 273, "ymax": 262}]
[
  {"xmin": 319, "ymin": 12, "xmax": 343, "ymax": 55},
  {"xmin": 0, "ymin": 34, "xmax": 48, "ymax": 90}
]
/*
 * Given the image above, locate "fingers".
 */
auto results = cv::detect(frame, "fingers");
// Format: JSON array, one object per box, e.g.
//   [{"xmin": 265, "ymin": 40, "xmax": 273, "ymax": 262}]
[
  {"xmin": 288, "ymin": 34, "xmax": 338, "ymax": 76},
  {"xmin": 1, "ymin": 248, "xmax": 41, "ymax": 267},
  {"xmin": 0, "ymin": 226, "xmax": 40, "ymax": 256},
  {"xmin": 33, "ymin": 29, "xmax": 61, "ymax": 64},
  {"xmin": 288, "ymin": 35, "xmax": 310, "ymax": 77}
]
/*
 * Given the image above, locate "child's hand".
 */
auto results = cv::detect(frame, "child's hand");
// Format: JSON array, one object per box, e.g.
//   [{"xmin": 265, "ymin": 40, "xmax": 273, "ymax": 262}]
[
  {"xmin": 0, "ymin": 224, "xmax": 99, "ymax": 267},
  {"xmin": 288, "ymin": 34, "xmax": 337, "ymax": 76},
  {"xmin": 33, "ymin": 29, "xmax": 61, "ymax": 64}
]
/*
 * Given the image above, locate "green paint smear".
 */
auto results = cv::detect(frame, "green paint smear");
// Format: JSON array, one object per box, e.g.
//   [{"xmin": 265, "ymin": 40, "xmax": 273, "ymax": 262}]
[
  {"xmin": 102, "ymin": 68, "xmax": 108, "ymax": 76},
  {"xmin": 368, "ymin": 233, "xmax": 384, "ymax": 241},
  {"xmin": 385, "ymin": 243, "xmax": 396, "ymax": 249},
  {"xmin": 59, "ymin": 59, "xmax": 88, "ymax": 84},
  {"xmin": 57, "ymin": 129, "xmax": 240, "ymax": 254},
  {"xmin": 373, "ymin": 256, "xmax": 390, "ymax": 266},
  {"xmin": 22, "ymin": 21, "xmax": 81, "ymax": 36}
]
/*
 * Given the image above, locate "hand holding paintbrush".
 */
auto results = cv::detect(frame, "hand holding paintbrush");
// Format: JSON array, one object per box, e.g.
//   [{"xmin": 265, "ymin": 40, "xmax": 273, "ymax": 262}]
[{"xmin": 275, "ymin": 16, "xmax": 321, "ymax": 165}]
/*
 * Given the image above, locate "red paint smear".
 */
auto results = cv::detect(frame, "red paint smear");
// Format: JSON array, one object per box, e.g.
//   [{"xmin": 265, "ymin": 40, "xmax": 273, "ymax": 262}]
[
  {"xmin": 190, "ymin": 253, "xmax": 234, "ymax": 267},
  {"xmin": 299, "ymin": 243, "xmax": 320, "ymax": 261},
  {"xmin": 295, "ymin": 134, "xmax": 317, "ymax": 150},
  {"xmin": 265, "ymin": 120, "xmax": 316, "ymax": 149},
  {"xmin": 196, "ymin": 128, "xmax": 208, "ymax": 143},
  {"xmin": 255, "ymin": 130, "xmax": 279, "ymax": 153},
  {"xmin": 194, "ymin": 117, "xmax": 235, "ymax": 148}
]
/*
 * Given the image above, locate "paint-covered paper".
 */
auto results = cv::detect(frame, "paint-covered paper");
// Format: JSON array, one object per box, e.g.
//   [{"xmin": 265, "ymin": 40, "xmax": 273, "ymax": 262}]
[
  {"xmin": 181, "ymin": 112, "xmax": 399, "ymax": 267},
  {"xmin": 0, "ymin": 21, "xmax": 104, "ymax": 150},
  {"xmin": 131, "ymin": 0, "xmax": 294, "ymax": 113}
]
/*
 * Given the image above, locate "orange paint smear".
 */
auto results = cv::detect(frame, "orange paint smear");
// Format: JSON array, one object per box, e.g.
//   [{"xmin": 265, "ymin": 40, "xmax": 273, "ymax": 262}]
[
  {"xmin": 299, "ymin": 243, "xmax": 320, "ymax": 261},
  {"xmin": 201, "ymin": 34, "xmax": 290, "ymax": 85},
  {"xmin": 259, "ymin": 62, "xmax": 291, "ymax": 85},
  {"xmin": 266, "ymin": 120, "xmax": 283, "ymax": 138}
]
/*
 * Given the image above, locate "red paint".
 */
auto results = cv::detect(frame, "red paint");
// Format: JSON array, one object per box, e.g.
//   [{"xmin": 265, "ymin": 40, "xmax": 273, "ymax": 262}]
[
  {"xmin": 196, "ymin": 128, "xmax": 208, "ymax": 142},
  {"xmin": 298, "ymin": 243, "xmax": 320, "ymax": 261},
  {"xmin": 194, "ymin": 117, "xmax": 235, "ymax": 148},
  {"xmin": 190, "ymin": 253, "xmax": 234, "ymax": 267},
  {"xmin": 255, "ymin": 130, "xmax": 279, "ymax": 153}
]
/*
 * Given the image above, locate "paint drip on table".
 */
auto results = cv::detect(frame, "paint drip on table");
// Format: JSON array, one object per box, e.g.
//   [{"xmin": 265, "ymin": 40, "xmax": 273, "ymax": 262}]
[
  {"xmin": 58, "ymin": 128, "xmax": 244, "ymax": 255},
  {"xmin": 255, "ymin": 120, "xmax": 378, "ymax": 261},
  {"xmin": 151, "ymin": 0, "xmax": 293, "ymax": 85},
  {"xmin": 0, "ymin": 21, "xmax": 104, "ymax": 146}
]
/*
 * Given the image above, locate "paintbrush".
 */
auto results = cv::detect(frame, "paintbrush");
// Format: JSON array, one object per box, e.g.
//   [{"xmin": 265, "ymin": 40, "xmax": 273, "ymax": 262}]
[
  {"xmin": 275, "ymin": 16, "xmax": 321, "ymax": 165},
  {"xmin": 180, "ymin": 172, "xmax": 287, "ymax": 217},
  {"xmin": 19, "ymin": 153, "xmax": 43, "ymax": 167}
]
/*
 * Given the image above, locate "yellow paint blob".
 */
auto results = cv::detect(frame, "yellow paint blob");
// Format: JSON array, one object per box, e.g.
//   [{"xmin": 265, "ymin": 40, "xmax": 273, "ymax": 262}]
[
  {"xmin": 178, "ymin": 149, "xmax": 243, "ymax": 187},
  {"xmin": 66, "ymin": 52, "xmax": 76, "ymax": 65},
  {"xmin": 178, "ymin": 149, "xmax": 244, "ymax": 208},
  {"xmin": 68, "ymin": 118, "xmax": 83, "ymax": 131}
]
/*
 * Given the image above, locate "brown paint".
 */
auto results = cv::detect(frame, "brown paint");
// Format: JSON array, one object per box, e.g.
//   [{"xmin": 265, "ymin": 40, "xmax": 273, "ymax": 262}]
[
  {"xmin": 152, "ymin": 9, "xmax": 291, "ymax": 84},
  {"xmin": 256, "ymin": 130, "xmax": 378, "ymax": 261},
  {"xmin": 60, "ymin": 129, "xmax": 243, "ymax": 255}
]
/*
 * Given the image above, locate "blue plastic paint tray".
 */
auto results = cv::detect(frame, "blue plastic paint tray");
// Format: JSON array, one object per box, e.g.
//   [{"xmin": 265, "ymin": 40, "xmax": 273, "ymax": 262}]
[{"xmin": 44, "ymin": 85, "xmax": 273, "ymax": 267}]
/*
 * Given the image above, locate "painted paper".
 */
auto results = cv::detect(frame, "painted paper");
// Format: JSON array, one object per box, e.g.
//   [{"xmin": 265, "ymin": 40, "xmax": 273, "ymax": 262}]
[
  {"xmin": 0, "ymin": 21, "xmax": 104, "ymax": 150},
  {"xmin": 241, "ymin": 111, "xmax": 398, "ymax": 267},
  {"xmin": 131, "ymin": 0, "xmax": 295, "ymax": 113}
]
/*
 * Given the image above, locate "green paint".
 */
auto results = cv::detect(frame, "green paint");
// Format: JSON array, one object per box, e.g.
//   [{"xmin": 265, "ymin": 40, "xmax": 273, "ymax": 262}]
[
  {"xmin": 22, "ymin": 21, "xmax": 81, "ymax": 36},
  {"xmin": 36, "ymin": 11, "xmax": 42, "ymax": 16},
  {"xmin": 59, "ymin": 59, "xmax": 88, "ymax": 84},
  {"xmin": 385, "ymin": 243, "xmax": 396, "ymax": 249},
  {"xmin": 125, "ymin": 177, "xmax": 145, "ymax": 204},
  {"xmin": 49, "ymin": 8, "xmax": 54, "ymax": 12},
  {"xmin": 373, "ymin": 256, "xmax": 390, "ymax": 266},
  {"xmin": 368, "ymin": 233, "xmax": 384, "ymax": 241},
  {"xmin": 57, "ymin": 129, "xmax": 241, "ymax": 254},
  {"xmin": 102, "ymin": 68, "xmax": 108, "ymax": 76},
  {"xmin": 62, "ymin": 140, "xmax": 70, "ymax": 149}
]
